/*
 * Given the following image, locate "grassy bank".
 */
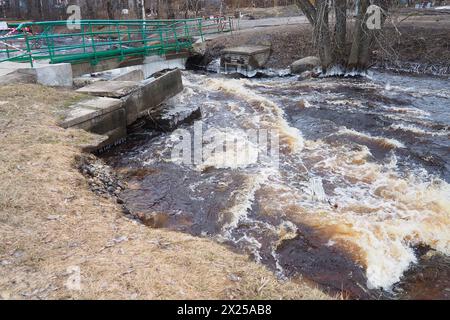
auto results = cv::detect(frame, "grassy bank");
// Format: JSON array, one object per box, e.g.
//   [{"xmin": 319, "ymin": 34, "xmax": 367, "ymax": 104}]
[{"xmin": 0, "ymin": 84, "xmax": 330, "ymax": 300}]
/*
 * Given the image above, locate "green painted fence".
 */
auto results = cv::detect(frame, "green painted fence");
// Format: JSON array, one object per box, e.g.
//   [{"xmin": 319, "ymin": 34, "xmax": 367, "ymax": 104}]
[{"xmin": 0, "ymin": 18, "xmax": 233, "ymax": 67}]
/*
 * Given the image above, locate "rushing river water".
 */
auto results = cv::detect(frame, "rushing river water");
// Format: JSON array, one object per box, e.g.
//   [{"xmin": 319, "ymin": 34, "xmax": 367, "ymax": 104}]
[{"xmin": 103, "ymin": 70, "xmax": 450, "ymax": 299}]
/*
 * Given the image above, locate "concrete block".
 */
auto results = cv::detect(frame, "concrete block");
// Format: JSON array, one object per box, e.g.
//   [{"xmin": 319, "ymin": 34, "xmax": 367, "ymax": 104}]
[
  {"xmin": 0, "ymin": 61, "xmax": 72, "ymax": 87},
  {"xmin": 0, "ymin": 61, "xmax": 37, "ymax": 84},
  {"xmin": 34, "ymin": 63, "xmax": 73, "ymax": 87},
  {"xmin": 60, "ymin": 97, "xmax": 127, "ymax": 150},
  {"xmin": 143, "ymin": 104, "xmax": 201, "ymax": 132},
  {"xmin": 76, "ymin": 81, "xmax": 140, "ymax": 98},
  {"xmin": 121, "ymin": 69, "xmax": 184, "ymax": 126},
  {"xmin": 221, "ymin": 45, "xmax": 271, "ymax": 72},
  {"xmin": 121, "ymin": 88, "xmax": 143, "ymax": 125},
  {"xmin": 142, "ymin": 55, "xmax": 186, "ymax": 78},
  {"xmin": 60, "ymin": 97, "xmax": 124, "ymax": 128},
  {"xmin": 111, "ymin": 68, "xmax": 144, "ymax": 81},
  {"xmin": 75, "ymin": 107, "xmax": 127, "ymax": 139}
]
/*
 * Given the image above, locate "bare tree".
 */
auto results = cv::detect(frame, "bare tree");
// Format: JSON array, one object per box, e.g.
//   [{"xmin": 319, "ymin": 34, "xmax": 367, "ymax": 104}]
[
  {"xmin": 296, "ymin": 0, "xmax": 389, "ymax": 74},
  {"xmin": 183, "ymin": 0, "xmax": 203, "ymax": 18}
]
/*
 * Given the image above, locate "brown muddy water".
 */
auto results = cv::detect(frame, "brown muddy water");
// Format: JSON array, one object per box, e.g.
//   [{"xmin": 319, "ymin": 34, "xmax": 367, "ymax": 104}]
[{"xmin": 102, "ymin": 70, "xmax": 450, "ymax": 300}]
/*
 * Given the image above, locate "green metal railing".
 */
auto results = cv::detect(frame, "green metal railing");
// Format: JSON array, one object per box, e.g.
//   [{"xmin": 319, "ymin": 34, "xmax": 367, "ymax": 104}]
[{"xmin": 0, "ymin": 17, "xmax": 233, "ymax": 67}]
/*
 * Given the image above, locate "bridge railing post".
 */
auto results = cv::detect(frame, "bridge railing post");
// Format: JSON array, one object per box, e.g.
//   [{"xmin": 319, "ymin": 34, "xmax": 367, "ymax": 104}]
[
  {"xmin": 197, "ymin": 18, "xmax": 204, "ymax": 42},
  {"xmin": 81, "ymin": 23, "xmax": 87, "ymax": 54},
  {"xmin": 88, "ymin": 22, "xmax": 98, "ymax": 65},
  {"xmin": 116, "ymin": 22, "xmax": 124, "ymax": 61},
  {"xmin": 24, "ymin": 33, "xmax": 33, "ymax": 68},
  {"xmin": 5, "ymin": 39, "xmax": 10, "ymax": 59},
  {"xmin": 157, "ymin": 21, "xmax": 164, "ymax": 56}
]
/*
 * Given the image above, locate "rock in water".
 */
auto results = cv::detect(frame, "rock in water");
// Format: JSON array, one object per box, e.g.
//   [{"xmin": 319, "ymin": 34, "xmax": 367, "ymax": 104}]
[{"xmin": 290, "ymin": 56, "xmax": 321, "ymax": 74}]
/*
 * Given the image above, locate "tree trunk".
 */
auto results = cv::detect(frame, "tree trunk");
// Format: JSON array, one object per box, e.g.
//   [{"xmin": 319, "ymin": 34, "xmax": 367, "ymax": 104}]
[
  {"xmin": 296, "ymin": 0, "xmax": 317, "ymax": 25},
  {"xmin": 334, "ymin": 0, "xmax": 347, "ymax": 68},
  {"xmin": 314, "ymin": 0, "xmax": 333, "ymax": 71},
  {"xmin": 348, "ymin": 0, "xmax": 372, "ymax": 70},
  {"xmin": 106, "ymin": 1, "xmax": 115, "ymax": 20}
]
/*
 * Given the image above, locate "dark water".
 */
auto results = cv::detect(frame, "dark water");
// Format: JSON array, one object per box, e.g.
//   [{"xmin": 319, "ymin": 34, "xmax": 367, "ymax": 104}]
[{"xmin": 103, "ymin": 71, "xmax": 450, "ymax": 299}]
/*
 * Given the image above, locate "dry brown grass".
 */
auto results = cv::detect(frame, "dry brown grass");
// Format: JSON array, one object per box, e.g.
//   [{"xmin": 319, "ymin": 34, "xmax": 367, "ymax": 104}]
[{"xmin": 0, "ymin": 84, "xmax": 330, "ymax": 300}]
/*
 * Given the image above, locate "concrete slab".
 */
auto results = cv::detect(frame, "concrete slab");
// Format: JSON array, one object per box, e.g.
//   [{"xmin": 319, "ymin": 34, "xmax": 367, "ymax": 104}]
[
  {"xmin": 74, "ymin": 108, "xmax": 127, "ymax": 151},
  {"xmin": 73, "ymin": 67, "xmax": 143, "ymax": 89},
  {"xmin": 60, "ymin": 70, "xmax": 184, "ymax": 151},
  {"xmin": 60, "ymin": 97, "xmax": 123, "ymax": 128},
  {"xmin": 122, "ymin": 69, "xmax": 184, "ymax": 125},
  {"xmin": 60, "ymin": 97, "xmax": 127, "ymax": 151},
  {"xmin": 76, "ymin": 81, "xmax": 140, "ymax": 98}
]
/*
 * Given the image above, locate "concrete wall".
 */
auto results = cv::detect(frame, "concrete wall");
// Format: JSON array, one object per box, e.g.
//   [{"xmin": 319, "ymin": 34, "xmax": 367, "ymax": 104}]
[
  {"xmin": 122, "ymin": 69, "xmax": 184, "ymax": 125},
  {"xmin": 75, "ymin": 69, "xmax": 184, "ymax": 125},
  {"xmin": 59, "ymin": 97, "xmax": 127, "ymax": 151},
  {"xmin": 62, "ymin": 69, "xmax": 184, "ymax": 151}
]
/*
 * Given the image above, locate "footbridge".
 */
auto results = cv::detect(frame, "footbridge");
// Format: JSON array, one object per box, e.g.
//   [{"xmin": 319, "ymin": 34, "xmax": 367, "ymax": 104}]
[{"xmin": 0, "ymin": 18, "xmax": 233, "ymax": 75}]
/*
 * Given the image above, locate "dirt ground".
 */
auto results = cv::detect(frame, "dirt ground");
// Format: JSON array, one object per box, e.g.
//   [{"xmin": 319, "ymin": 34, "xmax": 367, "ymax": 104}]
[
  {"xmin": 236, "ymin": 5, "xmax": 303, "ymax": 19},
  {"xmin": 0, "ymin": 84, "xmax": 331, "ymax": 300},
  {"xmin": 205, "ymin": 13, "xmax": 450, "ymax": 72},
  {"xmin": 379, "ymin": 15, "xmax": 450, "ymax": 70}
]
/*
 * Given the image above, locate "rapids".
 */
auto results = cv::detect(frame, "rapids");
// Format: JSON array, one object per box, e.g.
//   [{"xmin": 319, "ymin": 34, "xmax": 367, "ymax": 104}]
[{"xmin": 103, "ymin": 70, "xmax": 450, "ymax": 299}]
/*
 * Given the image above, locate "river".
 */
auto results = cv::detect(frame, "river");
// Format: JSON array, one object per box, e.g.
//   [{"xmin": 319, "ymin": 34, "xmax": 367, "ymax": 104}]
[{"xmin": 103, "ymin": 70, "xmax": 450, "ymax": 299}]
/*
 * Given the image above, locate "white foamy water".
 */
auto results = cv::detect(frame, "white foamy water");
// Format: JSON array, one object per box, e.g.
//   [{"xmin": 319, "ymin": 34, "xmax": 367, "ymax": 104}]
[
  {"xmin": 249, "ymin": 147, "xmax": 450, "ymax": 290},
  {"xmin": 390, "ymin": 123, "xmax": 449, "ymax": 137},
  {"xmin": 335, "ymin": 127, "xmax": 406, "ymax": 149},
  {"xmin": 194, "ymin": 73, "xmax": 449, "ymax": 290},
  {"xmin": 119, "ymin": 71, "xmax": 450, "ymax": 294},
  {"xmin": 205, "ymin": 77, "xmax": 305, "ymax": 153},
  {"xmin": 198, "ymin": 128, "xmax": 260, "ymax": 171},
  {"xmin": 382, "ymin": 106, "xmax": 431, "ymax": 118},
  {"xmin": 204, "ymin": 73, "xmax": 449, "ymax": 290},
  {"xmin": 220, "ymin": 168, "xmax": 275, "ymax": 233}
]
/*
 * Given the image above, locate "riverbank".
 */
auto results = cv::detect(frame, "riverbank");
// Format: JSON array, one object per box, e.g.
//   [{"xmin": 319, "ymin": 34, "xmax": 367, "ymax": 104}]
[
  {"xmin": 0, "ymin": 84, "xmax": 330, "ymax": 299},
  {"xmin": 204, "ymin": 14, "xmax": 450, "ymax": 75}
]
